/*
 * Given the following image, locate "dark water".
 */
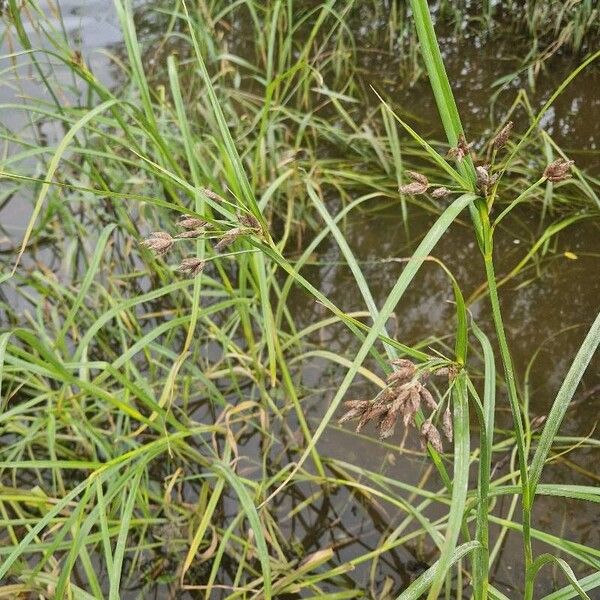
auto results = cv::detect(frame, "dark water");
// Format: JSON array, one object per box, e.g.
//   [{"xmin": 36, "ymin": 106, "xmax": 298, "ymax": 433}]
[{"xmin": 0, "ymin": 2, "xmax": 599, "ymax": 597}]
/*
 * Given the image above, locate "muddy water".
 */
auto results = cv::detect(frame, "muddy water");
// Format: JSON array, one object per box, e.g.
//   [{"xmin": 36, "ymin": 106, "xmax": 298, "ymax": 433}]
[
  {"xmin": 0, "ymin": 0, "xmax": 122, "ymax": 255},
  {"xmin": 1, "ymin": 2, "xmax": 599, "ymax": 597},
  {"xmin": 298, "ymin": 204, "xmax": 599, "ymax": 595},
  {"xmin": 300, "ymin": 27, "xmax": 600, "ymax": 596}
]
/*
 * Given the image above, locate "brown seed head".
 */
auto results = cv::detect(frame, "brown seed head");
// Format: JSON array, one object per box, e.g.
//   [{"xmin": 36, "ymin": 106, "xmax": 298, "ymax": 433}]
[
  {"xmin": 530, "ymin": 414, "xmax": 547, "ymax": 431},
  {"xmin": 403, "ymin": 386, "xmax": 421, "ymax": 427},
  {"xmin": 419, "ymin": 386, "xmax": 438, "ymax": 411},
  {"xmin": 201, "ymin": 188, "xmax": 227, "ymax": 203},
  {"xmin": 442, "ymin": 406, "xmax": 453, "ymax": 442},
  {"xmin": 399, "ymin": 171, "xmax": 429, "ymax": 195},
  {"xmin": 70, "ymin": 50, "xmax": 85, "ymax": 70},
  {"xmin": 420, "ymin": 420, "xmax": 443, "ymax": 453},
  {"xmin": 140, "ymin": 232, "xmax": 173, "ymax": 256},
  {"xmin": 376, "ymin": 387, "xmax": 397, "ymax": 405},
  {"xmin": 387, "ymin": 366, "xmax": 415, "ymax": 385},
  {"xmin": 357, "ymin": 404, "xmax": 388, "ymax": 433},
  {"xmin": 215, "ymin": 227, "xmax": 243, "ymax": 253},
  {"xmin": 178, "ymin": 216, "xmax": 206, "ymax": 230},
  {"xmin": 390, "ymin": 358, "xmax": 416, "ymax": 369},
  {"xmin": 447, "ymin": 134, "xmax": 472, "ymax": 162},
  {"xmin": 239, "ymin": 213, "xmax": 261, "ymax": 231},
  {"xmin": 543, "ymin": 159, "xmax": 574, "ymax": 182},
  {"xmin": 176, "ymin": 230, "xmax": 204, "ymax": 239},
  {"xmin": 178, "ymin": 257, "xmax": 206, "ymax": 277},
  {"xmin": 493, "ymin": 121, "xmax": 513, "ymax": 150},
  {"xmin": 476, "ymin": 166, "xmax": 490, "ymax": 186},
  {"xmin": 339, "ymin": 400, "xmax": 369, "ymax": 424},
  {"xmin": 390, "ymin": 387, "xmax": 411, "ymax": 412},
  {"xmin": 431, "ymin": 187, "xmax": 450, "ymax": 199},
  {"xmin": 476, "ymin": 165, "xmax": 497, "ymax": 196},
  {"xmin": 377, "ymin": 407, "xmax": 400, "ymax": 440},
  {"xmin": 406, "ymin": 171, "xmax": 428, "ymax": 185}
]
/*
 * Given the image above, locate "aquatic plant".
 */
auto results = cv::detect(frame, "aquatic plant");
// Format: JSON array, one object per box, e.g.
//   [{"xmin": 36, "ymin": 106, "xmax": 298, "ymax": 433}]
[{"xmin": 0, "ymin": 1, "xmax": 598, "ymax": 598}]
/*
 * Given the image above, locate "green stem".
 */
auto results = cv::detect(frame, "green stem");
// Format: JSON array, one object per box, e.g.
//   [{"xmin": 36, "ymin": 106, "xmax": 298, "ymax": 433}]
[{"xmin": 479, "ymin": 203, "xmax": 533, "ymax": 573}]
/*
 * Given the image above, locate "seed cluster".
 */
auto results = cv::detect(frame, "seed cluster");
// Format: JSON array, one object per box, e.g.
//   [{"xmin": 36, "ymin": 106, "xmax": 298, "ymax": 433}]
[
  {"xmin": 139, "ymin": 192, "xmax": 263, "ymax": 277},
  {"xmin": 399, "ymin": 171, "xmax": 429, "ymax": 195},
  {"xmin": 397, "ymin": 122, "xmax": 574, "ymax": 202},
  {"xmin": 447, "ymin": 133, "xmax": 473, "ymax": 162},
  {"xmin": 543, "ymin": 159, "xmax": 574, "ymax": 182},
  {"xmin": 339, "ymin": 359, "xmax": 454, "ymax": 453},
  {"xmin": 492, "ymin": 121, "xmax": 513, "ymax": 150},
  {"xmin": 140, "ymin": 232, "xmax": 174, "ymax": 256}
]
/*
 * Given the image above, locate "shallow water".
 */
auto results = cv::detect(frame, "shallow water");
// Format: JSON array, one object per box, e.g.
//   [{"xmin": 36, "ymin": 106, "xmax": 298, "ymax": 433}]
[{"xmin": 0, "ymin": 1, "xmax": 599, "ymax": 597}]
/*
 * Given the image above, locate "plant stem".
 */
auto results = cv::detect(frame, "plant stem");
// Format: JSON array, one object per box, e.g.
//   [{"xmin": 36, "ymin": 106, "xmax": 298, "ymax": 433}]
[{"xmin": 479, "ymin": 201, "xmax": 533, "ymax": 573}]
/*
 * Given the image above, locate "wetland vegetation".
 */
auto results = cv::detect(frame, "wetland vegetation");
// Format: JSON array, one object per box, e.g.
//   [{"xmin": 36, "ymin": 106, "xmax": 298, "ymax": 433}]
[{"xmin": 0, "ymin": 1, "xmax": 599, "ymax": 598}]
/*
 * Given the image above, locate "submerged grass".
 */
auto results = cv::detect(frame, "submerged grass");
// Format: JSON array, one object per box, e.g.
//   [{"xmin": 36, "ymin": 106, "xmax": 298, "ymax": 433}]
[{"xmin": 0, "ymin": 0, "xmax": 599, "ymax": 598}]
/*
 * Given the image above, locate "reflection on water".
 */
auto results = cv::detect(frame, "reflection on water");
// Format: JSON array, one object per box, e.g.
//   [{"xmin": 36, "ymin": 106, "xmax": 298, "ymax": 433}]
[
  {"xmin": 298, "ymin": 202, "xmax": 599, "ymax": 594},
  {"xmin": 0, "ymin": 1, "xmax": 599, "ymax": 597},
  {"xmin": 0, "ymin": 0, "xmax": 122, "ymax": 250}
]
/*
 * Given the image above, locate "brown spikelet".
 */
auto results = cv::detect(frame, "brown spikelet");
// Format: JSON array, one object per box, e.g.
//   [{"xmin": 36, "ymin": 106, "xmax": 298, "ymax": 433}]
[
  {"xmin": 431, "ymin": 187, "xmax": 450, "ymax": 199},
  {"xmin": 493, "ymin": 121, "xmax": 513, "ymax": 150},
  {"xmin": 178, "ymin": 216, "xmax": 206, "ymax": 230},
  {"xmin": 420, "ymin": 420, "xmax": 443, "ymax": 453},
  {"xmin": 140, "ymin": 232, "xmax": 173, "ymax": 256},
  {"xmin": 338, "ymin": 401, "xmax": 368, "ymax": 425},
  {"xmin": 201, "ymin": 188, "xmax": 227, "ymax": 203},
  {"xmin": 406, "ymin": 171, "xmax": 428, "ymax": 185},
  {"xmin": 419, "ymin": 386, "xmax": 438, "ymax": 411},
  {"xmin": 447, "ymin": 134, "xmax": 472, "ymax": 162},
  {"xmin": 391, "ymin": 386, "xmax": 411, "ymax": 413},
  {"xmin": 376, "ymin": 387, "xmax": 397, "ymax": 404},
  {"xmin": 399, "ymin": 171, "xmax": 429, "ymax": 195},
  {"xmin": 215, "ymin": 227, "xmax": 243, "ymax": 253},
  {"xmin": 387, "ymin": 366, "xmax": 415, "ymax": 384},
  {"xmin": 543, "ymin": 159, "xmax": 574, "ymax": 182},
  {"xmin": 178, "ymin": 257, "xmax": 206, "ymax": 277},
  {"xmin": 176, "ymin": 230, "xmax": 204, "ymax": 239},
  {"xmin": 530, "ymin": 414, "xmax": 547, "ymax": 431},
  {"xmin": 357, "ymin": 404, "xmax": 388, "ymax": 433},
  {"xmin": 239, "ymin": 213, "xmax": 261, "ymax": 231},
  {"xmin": 476, "ymin": 165, "xmax": 490, "ymax": 187},
  {"xmin": 342, "ymin": 400, "xmax": 370, "ymax": 410},
  {"xmin": 70, "ymin": 50, "xmax": 85, "ymax": 70},
  {"xmin": 476, "ymin": 165, "xmax": 497, "ymax": 196},
  {"xmin": 442, "ymin": 406, "xmax": 453, "ymax": 442},
  {"xmin": 390, "ymin": 358, "xmax": 416, "ymax": 369},
  {"xmin": 377, "ymin": 408, "xmax": 400, "ymax": 440},
  {"xmin": 403, "ymin": 386, "xmax": 421, "ymax": 427}
]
